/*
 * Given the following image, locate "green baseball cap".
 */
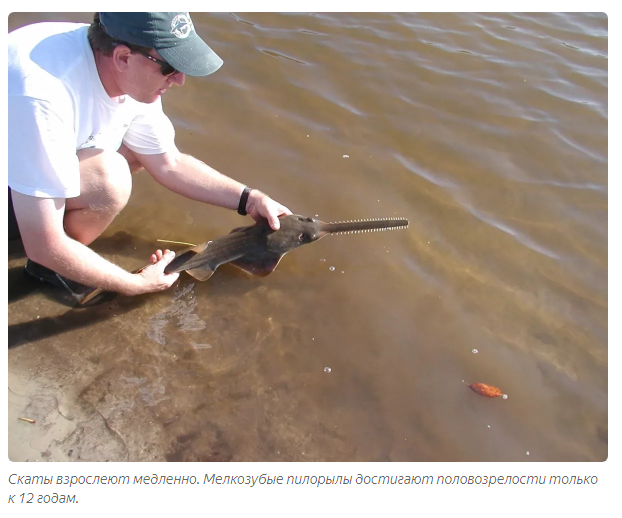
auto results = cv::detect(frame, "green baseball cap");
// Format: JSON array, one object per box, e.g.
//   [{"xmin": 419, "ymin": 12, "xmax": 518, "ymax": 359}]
[{"xmin": 99, "ymin": 12, "xmax": 223, "ymax": 77}]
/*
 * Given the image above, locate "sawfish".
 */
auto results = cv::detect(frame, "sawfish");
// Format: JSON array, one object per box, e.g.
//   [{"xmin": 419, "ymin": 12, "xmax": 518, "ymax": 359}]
[{"xmin": 80, "ymin": 214, "xmax": 408, "ymax": 304}]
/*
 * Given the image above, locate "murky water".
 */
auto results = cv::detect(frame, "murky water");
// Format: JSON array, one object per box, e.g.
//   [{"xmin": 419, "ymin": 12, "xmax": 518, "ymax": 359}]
[{"xmin": 8, "ymin": 12, "xmax": 607, "ymax": 461}]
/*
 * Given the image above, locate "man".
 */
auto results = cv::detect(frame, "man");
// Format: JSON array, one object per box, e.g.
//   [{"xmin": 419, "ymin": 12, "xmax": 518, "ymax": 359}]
[{"xmin": 8, "ymin": 12, "xmax": 291, "ymax": 301}]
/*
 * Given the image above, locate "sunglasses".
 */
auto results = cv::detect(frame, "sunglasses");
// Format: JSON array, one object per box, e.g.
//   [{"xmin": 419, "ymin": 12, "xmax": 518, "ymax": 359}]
[{"xmin": 133, "ymin": 50, "xmax": 178, "ymax": 77}]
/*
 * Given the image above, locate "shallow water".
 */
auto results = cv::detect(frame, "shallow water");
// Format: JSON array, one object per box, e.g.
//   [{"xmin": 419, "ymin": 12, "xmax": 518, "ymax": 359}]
[{"xmin": 8, "ymin": 12, "xmax": 607, "ymax": 461}]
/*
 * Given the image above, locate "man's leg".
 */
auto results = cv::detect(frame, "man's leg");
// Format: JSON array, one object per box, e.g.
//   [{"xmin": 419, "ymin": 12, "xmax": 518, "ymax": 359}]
[
  {"xmin": 8, "ymin": 187, "xmax": 21, "ymax": 240},
  {"xmin": 116, "ymin": 143, "xmax": 144, "ymax": 173},
  {"xmin": 63, "ymin": 145, "xmax": 142, "ymax": 245},
  {"xmin": 20, "ymin": 145, "xmax": 145, "ymax": 301}
]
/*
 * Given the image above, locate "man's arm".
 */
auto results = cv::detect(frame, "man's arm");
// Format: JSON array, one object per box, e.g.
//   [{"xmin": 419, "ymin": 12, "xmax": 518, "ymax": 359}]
[
  {"xmin": 11, "ymin": 191, "xmax": 179, "ymax": 295},
  {"xmin": 135, "ymin": 150, "xmax": 292, "ymax": 230}
]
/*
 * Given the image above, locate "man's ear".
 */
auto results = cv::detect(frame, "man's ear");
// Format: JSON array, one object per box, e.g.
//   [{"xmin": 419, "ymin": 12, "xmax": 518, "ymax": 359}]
[{"xmin": 112, "ymin": 45, "xmax": 132, "ymax": 72}]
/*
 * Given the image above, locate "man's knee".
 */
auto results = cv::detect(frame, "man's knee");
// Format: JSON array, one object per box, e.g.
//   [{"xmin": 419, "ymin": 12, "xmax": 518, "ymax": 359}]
[{"xmin": 76, "ymin": 149, "xmax": 133, "ymax": 212}]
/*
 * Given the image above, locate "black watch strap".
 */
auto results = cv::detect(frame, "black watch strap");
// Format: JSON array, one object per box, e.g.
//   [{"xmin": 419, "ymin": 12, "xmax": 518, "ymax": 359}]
[{"xmin": 237, "ymin": 187, "xmax": 253, "ymax": 215}]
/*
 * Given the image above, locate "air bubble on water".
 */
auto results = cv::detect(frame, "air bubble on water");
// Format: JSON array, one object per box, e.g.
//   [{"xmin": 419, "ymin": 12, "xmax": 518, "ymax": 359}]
[
  {"xmin": 526, "ymin": 451, "xmax": 530, "ymax": 455},
  {"xmin": 324, "ymin": 367, "xmax": 331, "ymax": 373},
  {"xmin": 502, "ymin": 394, "xmax": 508, "ymax": 399},
  {"xmin": 320, "ymin": 258, "xmax": 326, "ymax": 262},
  {"xmin": 342, "ymin": 155, "xmax": 349, "ymax": 158},
  {"xmin": 329, "ymin": 266, "xmax": 335, "ymax": 271},
  {"xmin": 472, "ymin": 349, "xmax": 478, "ymax": 354}
]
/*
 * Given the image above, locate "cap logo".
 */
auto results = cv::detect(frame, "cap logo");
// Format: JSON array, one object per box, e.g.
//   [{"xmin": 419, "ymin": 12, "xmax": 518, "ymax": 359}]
[{"xmin": 170, "ymin": 14, "xmax": 193, "ymax": 39}]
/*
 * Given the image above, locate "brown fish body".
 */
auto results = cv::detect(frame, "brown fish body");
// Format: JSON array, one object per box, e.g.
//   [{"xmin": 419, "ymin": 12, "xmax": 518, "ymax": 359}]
[
  {"xmin": 164, "ymin": 214, "xmax": 409, "ymax": 280},
  {"xmin": 79, "ymin": 214, "xmax": 408, "ymax": 304},
  {"xmin": 468, "ymin": 383, "xmax": 503, "ymax": 398}
]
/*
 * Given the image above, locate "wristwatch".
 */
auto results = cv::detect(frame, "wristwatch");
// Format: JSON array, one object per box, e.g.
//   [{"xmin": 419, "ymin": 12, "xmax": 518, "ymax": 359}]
[{"xmin": 237, "ymin": 186, "xmax": 253, "ymax": 215}]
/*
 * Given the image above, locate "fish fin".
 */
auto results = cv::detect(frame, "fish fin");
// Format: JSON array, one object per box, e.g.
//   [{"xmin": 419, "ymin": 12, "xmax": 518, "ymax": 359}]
[
  {"xmin": 184, "ymin": 265, "xmax": 216, "ymax": 282},
  {"xmin": 230, "ymin": 218, "xmax": 271, "ymax": 234},
  {"xmin": 164, "ymin": 242, "xmax": 210, "ymax": 273},
  {"xmin": 183, "ymin": 241, "xmax": 210, "ymax": 255},
  {"xmin": 230, "ymin": 253, "xmax": 284, "ymax": 277}
]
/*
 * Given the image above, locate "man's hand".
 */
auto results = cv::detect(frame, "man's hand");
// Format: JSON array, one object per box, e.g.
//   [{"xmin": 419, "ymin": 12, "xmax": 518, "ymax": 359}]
[
  {"xmin": 246, "ymin": 190, "xmax": 292, "ymax": 230},
  {"xmin": 129, "ymin": 249, "xmax": 180, "ymax": 295}
]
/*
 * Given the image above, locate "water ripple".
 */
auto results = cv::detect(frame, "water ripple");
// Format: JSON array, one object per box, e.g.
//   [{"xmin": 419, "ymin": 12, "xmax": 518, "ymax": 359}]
[
  {"xmin": 457, "ymin": 199, "xmax": 563, "ymax": 260},
  {"xmin": 260, "ymin": 49, "xmax": 308, "ymax": 65},
  {"xmin": 394, "ymin": 153, "xmax": 459, "ymax": 189},
  {"xmin": 550, "ymin": 127, "xmax": 607, "ymax": 163}
]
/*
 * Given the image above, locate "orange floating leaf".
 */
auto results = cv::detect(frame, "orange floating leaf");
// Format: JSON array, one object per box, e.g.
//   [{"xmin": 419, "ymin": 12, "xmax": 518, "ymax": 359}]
[{"xmin": 469, "ymin": 383, "xmax": 503, "ymax": 398}]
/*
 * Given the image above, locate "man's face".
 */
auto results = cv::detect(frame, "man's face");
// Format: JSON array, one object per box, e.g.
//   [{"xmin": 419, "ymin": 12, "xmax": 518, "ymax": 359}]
[{"xmin": 121, "ymin": 49, "xmax": 185, "ymax": 104}]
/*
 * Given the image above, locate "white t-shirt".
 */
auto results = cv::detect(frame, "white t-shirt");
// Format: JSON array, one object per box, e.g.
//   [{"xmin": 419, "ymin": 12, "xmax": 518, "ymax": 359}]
[{"xmin": 8, "ymin": 22, "xmax": 177, "ymax": 199}]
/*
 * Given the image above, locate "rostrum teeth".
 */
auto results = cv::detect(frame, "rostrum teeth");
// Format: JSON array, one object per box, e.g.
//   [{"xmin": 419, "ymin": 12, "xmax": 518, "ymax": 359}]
[{"xmin": 329, "ymin": 218, "xmax": 409, "ymax": 235}]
